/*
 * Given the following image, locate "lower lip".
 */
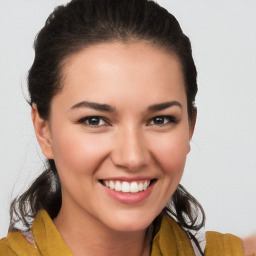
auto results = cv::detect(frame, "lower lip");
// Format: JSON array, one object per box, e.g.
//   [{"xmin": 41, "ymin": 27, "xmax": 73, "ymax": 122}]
[{"xmin": 101, "ymin": 182, "xmax": 155, "ymax": 204}]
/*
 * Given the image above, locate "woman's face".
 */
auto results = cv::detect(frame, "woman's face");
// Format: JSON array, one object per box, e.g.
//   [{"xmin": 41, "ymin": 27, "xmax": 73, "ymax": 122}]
[{"xmin": 35, "ymin": 42, "xmax": 194, "ymax": 232}]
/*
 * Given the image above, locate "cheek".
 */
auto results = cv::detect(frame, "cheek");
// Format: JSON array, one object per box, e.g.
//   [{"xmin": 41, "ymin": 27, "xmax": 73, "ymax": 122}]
[
  {"xmin": 50, "ymin": 127, "xmax": 111, "ymax": 176},
  {"xmin": 149, "ymin": 130, "xmax": 190, "ymax": 175},
  {"xmin": 145, "ymin": 130, "xmax": 190, "ymax": 213}
]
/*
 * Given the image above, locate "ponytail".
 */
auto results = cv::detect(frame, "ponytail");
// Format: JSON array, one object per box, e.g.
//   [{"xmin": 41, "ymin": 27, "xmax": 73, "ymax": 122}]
[
  {"xmin": 9, "ymin": 160, "xmax": 61, "ymax": 230},
  {"xmin": 165, "ymin": 184, "xmax": 205, "ymax": 231}
]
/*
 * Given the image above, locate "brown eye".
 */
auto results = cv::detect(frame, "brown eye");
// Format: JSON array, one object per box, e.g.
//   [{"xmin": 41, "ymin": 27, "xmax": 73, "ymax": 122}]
[
  {"xmin": 152, "ymin": 117, "xmax": 166, "ymax": 125},
  {"xmin": 148, "ymin": 116, "xmax": 178, "ymax": 126},
  {"xmin": 78, "ymin": 116, "xmax": 108, "ymax": 127},
  {"xmin": 87, "ymin": 117, "xmax": 101, "ymax": 125}
]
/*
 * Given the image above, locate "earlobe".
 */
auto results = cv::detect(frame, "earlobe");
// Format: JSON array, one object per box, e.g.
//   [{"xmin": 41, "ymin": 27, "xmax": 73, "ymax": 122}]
[
  {"xmin": 31, "ymin": 104, "xmax": 54, "ymax": 159},
  {"xmin": 187, "ymin": 143, "xmax": 191, "ymax": 154}
]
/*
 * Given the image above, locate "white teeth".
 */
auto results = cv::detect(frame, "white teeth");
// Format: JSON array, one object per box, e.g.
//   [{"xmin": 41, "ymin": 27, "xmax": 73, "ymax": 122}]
[
  {"xmin": 122, "ymin": 182, "xmax": 130, "ymax": 192},
  {"xmin": 103, "ymin": 180, "xmax": 151, "ymax": 193},
  {"xmin": 143, "ymin": 181, "xmax": 148, "ymax": 190},
  {"xmin": 109, "ymin": 180, "xmax": 115, "ymax": 189},
  {"xmin": 130, "ymin": 182, "xmax": 139, "ymax": 193},
  {"xmin": 115, "ymin": 181, "xmax": 122, "ymax": 191},
  {"xmin": 138, "ymin": 182, "xmax": 144, "ymax": 191}
]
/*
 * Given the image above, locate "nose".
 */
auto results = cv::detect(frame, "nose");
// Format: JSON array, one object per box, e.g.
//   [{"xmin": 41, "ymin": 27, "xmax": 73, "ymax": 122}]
[{"xmin": 110, "ymin": 126, "xmax": 149, "ymax": 171}]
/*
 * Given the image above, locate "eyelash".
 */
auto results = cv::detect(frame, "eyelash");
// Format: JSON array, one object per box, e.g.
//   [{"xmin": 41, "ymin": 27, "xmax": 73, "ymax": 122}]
[
  {"xmin": 147, "ymin": 116, "xmax": 179, "ymax": 126},
  {"xmin": 77, "ymin": 116, "xmax": 109, "ymax": 127},
  {"xmin": 77, "ymin": 115, "xmax": 178, "ymax": 128}
]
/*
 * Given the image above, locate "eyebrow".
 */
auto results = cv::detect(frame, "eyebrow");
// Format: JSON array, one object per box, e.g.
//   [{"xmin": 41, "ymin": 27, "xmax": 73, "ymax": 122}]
[
  {"xmin": 70, "ymin": 100, "xmax": 182, "ymax": 112},
  {"xmin": 147, "ymin": 101, "xmax": 182, "ymax": 112},
  {"xmin": 70, "ymin": 101, "xmax": 115, "ymax": 112}
]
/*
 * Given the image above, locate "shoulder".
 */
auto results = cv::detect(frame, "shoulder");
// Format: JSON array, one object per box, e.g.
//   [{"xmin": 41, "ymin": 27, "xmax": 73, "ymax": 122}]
[
  {"xmin": 205, "ymin": 231, "xmax": 244, "ymax": 256},
  {"xmin": 0, "ymin": 230, "xmax": 39, "ymax": 256},
  {"xmin": 242, "ymin": 234, "xmax": 256, "ymax": 256},
  {"xmin": 0, "ymin": 237, "xmax": 11, "ymax": 255}
]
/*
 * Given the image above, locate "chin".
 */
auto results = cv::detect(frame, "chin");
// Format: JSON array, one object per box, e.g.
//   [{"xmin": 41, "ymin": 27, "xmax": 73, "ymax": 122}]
[
  {"xmin": 110, "ymin": 221, "xmax": 151, "ymax": 233},
  {"xmin": 102, "ymin": 211, "xmax": 158, "ymax": 232}
]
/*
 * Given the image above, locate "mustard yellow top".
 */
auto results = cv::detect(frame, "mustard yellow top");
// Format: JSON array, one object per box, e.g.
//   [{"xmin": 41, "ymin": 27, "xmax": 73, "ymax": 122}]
[{"xmin": 0, "ymin": 210, "xmax": 245, "ymax": 256}]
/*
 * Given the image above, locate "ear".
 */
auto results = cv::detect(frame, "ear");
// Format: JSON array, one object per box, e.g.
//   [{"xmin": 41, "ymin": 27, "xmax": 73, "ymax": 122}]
[
  {"xmin": 189, "ymin": 109, "xmax": 197, "ymax": 140},
  {"xmin": 188, "ymin": 109, "xmax": 197, "ymax": 153},
  {"xmin": 31, "ymin": 104, "xmax": 54, "ymax": 159}
]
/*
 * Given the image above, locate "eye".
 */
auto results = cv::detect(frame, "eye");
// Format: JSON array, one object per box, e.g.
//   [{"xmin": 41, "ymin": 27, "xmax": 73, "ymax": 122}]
[
  {"xmin": 148, "ymin": 116, "xmax": 178, "ymax": 126},
  {"xmin": 78, "ymin": 116, "xmax": 108, "ymax": 127}
]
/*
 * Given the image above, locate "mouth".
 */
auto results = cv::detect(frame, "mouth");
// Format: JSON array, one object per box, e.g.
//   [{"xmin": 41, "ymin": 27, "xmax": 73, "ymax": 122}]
[{"xmin": 100, "ymin": 179, "xmax": 156, "ymax": 193}]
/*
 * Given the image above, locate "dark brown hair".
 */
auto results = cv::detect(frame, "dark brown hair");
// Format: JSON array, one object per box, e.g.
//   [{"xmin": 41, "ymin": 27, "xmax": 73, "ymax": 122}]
[{"xmin": 10, "ymin": 0, "xmax": 205, "ymax": 234}]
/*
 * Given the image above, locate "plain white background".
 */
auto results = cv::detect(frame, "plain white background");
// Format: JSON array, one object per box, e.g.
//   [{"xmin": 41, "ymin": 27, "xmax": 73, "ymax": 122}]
[{"xmin": 0, "ymin": 0, "xmax": 255, "ymax": 239}]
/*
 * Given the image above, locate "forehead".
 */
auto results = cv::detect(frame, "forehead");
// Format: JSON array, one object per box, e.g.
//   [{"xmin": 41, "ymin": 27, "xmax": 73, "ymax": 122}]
[
  {"xmin": 56, "ymin": 41, "xmax": 186, "ymax": 108},
  {"xmin": 63, "ymin": 41, "xmax": 183, "ymax": 79}
]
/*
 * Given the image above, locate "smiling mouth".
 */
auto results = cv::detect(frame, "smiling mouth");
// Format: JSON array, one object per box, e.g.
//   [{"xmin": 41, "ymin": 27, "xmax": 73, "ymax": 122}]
[{"xmin": 100, "ymin": 180, "xmax": 155, "ymax": 193}]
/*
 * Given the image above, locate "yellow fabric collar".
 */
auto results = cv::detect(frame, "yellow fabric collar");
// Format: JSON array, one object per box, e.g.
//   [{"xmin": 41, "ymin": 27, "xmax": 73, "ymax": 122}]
[
  {"xmin": 6, "ymin": 210, "xmax": 196, "ymax": 256},
  {"xmin": 4, "ymin": 210, "xmax": 245, "ymax": 256},
  {"xmin": 6, "ymin": 210, "xmax": 194, "ymax": 256},
  {"xmin": 151, "ymin": 214, "xmax": 195, "ymax": 256},
  {"xmin": 7, "ymin": 210, "xmax": 72, "ymax": 256},
  {"xmin": 32, "ymin": 210, "xmax": 73, "ymax": 256}
]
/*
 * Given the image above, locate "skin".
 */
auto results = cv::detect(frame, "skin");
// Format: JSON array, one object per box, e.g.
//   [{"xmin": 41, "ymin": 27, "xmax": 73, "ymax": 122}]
[
  {"xmin": 243, "ymin": 234, "xmax": 256, "ymax": 256},
  {"xmin": 32, "ymin": 42, "xmax": 195, "ymax": 256}
]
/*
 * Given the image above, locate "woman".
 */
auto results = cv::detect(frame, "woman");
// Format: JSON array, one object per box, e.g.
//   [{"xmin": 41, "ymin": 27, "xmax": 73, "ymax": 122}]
[{"xmin": 0, "ymin": 0, "xmax": 253, "ymax": 255}]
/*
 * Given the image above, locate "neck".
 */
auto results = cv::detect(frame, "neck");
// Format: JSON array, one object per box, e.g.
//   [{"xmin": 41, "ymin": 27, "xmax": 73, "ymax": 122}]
[{"xmin": 54, "ymin": 203, "xmax": 151, "ymax": 256}]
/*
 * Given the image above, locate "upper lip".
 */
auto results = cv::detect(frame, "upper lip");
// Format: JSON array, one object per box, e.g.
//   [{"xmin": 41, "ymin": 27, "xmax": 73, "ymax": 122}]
[{"xmin": 99, "ymin": 176, "xmax": 156, "ymax": 182}]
